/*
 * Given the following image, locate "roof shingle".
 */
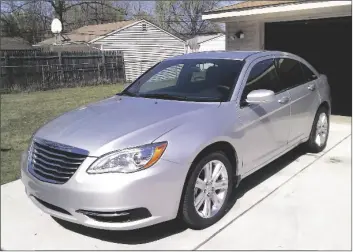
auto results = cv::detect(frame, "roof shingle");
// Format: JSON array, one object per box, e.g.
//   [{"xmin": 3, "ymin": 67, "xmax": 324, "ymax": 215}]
[
  {"xmin": 206, "ymin": 0, "xmax": 302, "ymax": 14},
  {"xmin": 0, "ymin": 37, "xmax": 33, "ymax": 50},
  {"xmin": 38, "ymin": 20, "xmax": 137, "ymax": 45}
]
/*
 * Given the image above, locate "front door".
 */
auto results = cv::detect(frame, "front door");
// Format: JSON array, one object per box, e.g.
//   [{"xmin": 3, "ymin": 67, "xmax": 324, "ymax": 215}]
[{"xmin": 236, "ymin": 58, "xmax": 291, "ymax": 174}]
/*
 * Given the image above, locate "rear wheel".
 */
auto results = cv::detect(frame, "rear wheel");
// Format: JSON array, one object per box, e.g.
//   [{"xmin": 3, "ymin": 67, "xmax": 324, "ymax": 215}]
[
  {"xmin": 304, "ymin": 106, "xmax": 329, "ymax": 153},
  {"xmin": 181, "ymin": 152, "xmax": 233, "ymax": 229}
]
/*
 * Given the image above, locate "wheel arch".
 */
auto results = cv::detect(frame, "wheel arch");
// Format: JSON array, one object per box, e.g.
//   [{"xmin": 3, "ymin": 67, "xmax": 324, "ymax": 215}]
[
  {"xmin": 305, "ymin": 99, "xmax": 331, "ymax": 145},
  {"xmin": 319, "ymin": 100, "xmax": 330, "ymax": 114},
  {"xmin": 190, "ymin": 141, "xmax": 239, "ymax": 177},
  {"xmin": 177, "ymin": 141, "xmax": 240, "ymax": 217}
]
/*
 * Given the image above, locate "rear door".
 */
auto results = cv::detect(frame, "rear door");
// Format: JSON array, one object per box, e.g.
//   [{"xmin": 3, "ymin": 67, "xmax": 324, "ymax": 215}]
[
  {"xmin": 236, "ymin": 58, "xmax": 291, "ymax": 174},
  {"xmin": 275, "ymin": 57, "xmax": 321, "ymax": 143}
]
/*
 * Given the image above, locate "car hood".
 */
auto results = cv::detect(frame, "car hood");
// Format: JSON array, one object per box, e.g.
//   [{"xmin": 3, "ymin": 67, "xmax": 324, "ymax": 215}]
[{"xmin": 35, "ymin": 95, "xmax": 220, "ymax": 156}]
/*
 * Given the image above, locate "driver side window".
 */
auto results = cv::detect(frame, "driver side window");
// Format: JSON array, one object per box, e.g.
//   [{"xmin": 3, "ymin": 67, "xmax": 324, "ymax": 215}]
[{"xmin": 241, "ymin": 59, "xmax": 280, "ymax": 102}]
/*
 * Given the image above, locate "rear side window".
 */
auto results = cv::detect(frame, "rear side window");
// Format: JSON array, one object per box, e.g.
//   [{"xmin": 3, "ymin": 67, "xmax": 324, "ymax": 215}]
[
  {"xmin": 241, "ymin": 59, "xmax": 281, "ymax": 101},
  {"xmin": 275, "ymin": 58, "xmax": 305, "ymax": 90},
  {"xmin": 300, "ymin": 63, "xmax": 318, "ymax": 82}
]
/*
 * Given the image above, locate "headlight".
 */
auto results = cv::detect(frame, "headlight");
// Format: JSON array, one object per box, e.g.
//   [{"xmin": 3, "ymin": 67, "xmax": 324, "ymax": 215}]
[{"xmin": 87, "ymin": 142, "xmax": 168, "ymax": 174}]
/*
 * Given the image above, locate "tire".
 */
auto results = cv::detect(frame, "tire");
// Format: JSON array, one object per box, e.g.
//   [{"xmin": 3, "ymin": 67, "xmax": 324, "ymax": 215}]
[
  {"xmin": 304, "ymin": 106, "xmax": 330, "ymax": 153},
  {"xmin": 181, "ymin": 151, "xmax": 233, "ymax": 230}
]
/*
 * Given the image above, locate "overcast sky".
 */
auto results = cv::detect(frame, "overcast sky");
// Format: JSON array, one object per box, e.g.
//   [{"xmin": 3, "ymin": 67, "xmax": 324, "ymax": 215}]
[{"xmin": 0, "ymin": 1, "xmax": 241, "ymax": 14}]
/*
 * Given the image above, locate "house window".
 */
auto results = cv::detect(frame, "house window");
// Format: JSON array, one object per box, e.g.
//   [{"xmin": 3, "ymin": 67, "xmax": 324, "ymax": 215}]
[{"xmin": 142, "ymin": 23, "xmax": 147, "ymax": 31}]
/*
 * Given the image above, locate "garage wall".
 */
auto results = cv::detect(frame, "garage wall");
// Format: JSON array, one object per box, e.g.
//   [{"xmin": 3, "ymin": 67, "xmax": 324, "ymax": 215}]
[
  {"xmin": 224, "ymin": 5, "xmax": 351, "ymax": 51},
  {"xmin": 225, "ymin": 21, "xmax": 264, "ymax": 51}
]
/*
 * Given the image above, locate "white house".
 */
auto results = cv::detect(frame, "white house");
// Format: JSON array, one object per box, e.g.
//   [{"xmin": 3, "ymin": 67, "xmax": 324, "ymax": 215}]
[
  {"xmin": 38, "ymin": 19, "xmax": 187, "ymax": 82},
  {"xmin": 203, "ymin": 0, "xmax": 352, "ymax": 117},
  {"xmin": 186, "ymin": 33, "xmax": 226, "ymax": 53}
]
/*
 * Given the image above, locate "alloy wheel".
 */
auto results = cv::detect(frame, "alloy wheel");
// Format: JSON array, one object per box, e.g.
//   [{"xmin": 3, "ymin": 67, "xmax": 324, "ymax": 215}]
[
  {"xmin": 193, "ymin": 160, "xmax": 229, "ymax": 218},
  {"xmin": 315, "ymin": 112, "xmax": 328, "ymax": 147}
]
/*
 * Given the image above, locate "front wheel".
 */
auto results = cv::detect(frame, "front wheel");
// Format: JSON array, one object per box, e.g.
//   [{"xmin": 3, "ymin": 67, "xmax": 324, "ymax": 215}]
[
  {"xmin": 180, "ymin": 152, "xmax": 233, "ymax": 230},
  {"xmin": 304, "ymin": 107, "xmax": 329, "ymax": 153}
]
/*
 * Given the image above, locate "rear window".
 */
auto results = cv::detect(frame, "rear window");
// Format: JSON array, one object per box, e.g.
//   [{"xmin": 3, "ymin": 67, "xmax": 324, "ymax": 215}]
[{"xmin": 300, "ymin": 63, "xmax": 318, "ymax": 82}]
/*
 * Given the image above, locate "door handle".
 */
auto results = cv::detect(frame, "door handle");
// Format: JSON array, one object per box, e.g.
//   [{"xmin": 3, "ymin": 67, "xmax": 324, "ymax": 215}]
[
  {"xmin": 308, "ymin": 84, "xmax": 316, "ymax": 91},
  {"xmin": 278, "ymin": 96, "xmax": 290, "ymax": 104}
]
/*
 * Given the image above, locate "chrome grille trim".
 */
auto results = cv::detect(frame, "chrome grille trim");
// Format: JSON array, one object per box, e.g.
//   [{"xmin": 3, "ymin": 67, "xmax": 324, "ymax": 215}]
[
  {"xmin": 33, "ymin": 161, "xmax": 73, "ymax": 175},
  {"xmin": 32, "ymin": 166, "xmax": 71, "ymax": 180},
  {"xmin": 33, "ymin": 153, "xmax": 79, "ymax": 170},
  {"xmin": 28, "ymin": 138, "xmax": 89, "ymax": 184},
  {"xmin": 33, "ymin": 143, "xmax": 87, "ymax": 161},
  {"xmin": 33, "ymin": 150, "xmax": 82, "ymax": 165}
]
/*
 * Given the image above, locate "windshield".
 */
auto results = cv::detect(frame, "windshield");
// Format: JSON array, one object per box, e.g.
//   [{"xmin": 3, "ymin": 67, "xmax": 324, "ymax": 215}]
[{"xmin": 121, "ymin": 58, "xmax": 244, "ymax": 102}]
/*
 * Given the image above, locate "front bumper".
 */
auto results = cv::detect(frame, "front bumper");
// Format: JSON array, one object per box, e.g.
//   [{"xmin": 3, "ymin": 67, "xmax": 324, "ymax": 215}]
[{"xmin": 20, "ymin": 151, "xmax": 188, "ymax": 230}]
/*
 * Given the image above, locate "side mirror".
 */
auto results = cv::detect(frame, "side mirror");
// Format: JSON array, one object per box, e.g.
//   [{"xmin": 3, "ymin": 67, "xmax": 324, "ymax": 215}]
[{"xmin": 246, "ymin": 89, "xmax": 275, "ymax": 104}]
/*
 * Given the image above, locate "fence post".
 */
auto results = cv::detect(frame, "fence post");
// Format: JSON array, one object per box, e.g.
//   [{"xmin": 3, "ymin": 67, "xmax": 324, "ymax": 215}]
[
  {"xmin": 58, "ymin": 51, "xmax": 63, "ymax": 85},
  {"xmin": 3, "ymin": 52, "xmax": 8, "ymax": 90},
  {"xmin": 4, "ymin": 52, "xmax": 14, "ymax": 90},
  {"xmin": 97, "ymin": 59, "xmax": 101, "ymax": 81},
  {"xmin": 102, "ymin": 52, "xmax": 107, "ymax": 80},
  {"xmin": 41, "ymin": 65, "xmax": 45, "ymax": 88},
  {"xmin": 120, "ymin": 52, "xmax": 126, "ymax": 83}
]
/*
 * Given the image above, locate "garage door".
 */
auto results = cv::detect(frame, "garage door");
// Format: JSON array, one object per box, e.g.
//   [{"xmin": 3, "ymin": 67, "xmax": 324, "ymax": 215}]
[{"xmin": 265, "ymin": 16, "xmax": 352, "ymax": 116}]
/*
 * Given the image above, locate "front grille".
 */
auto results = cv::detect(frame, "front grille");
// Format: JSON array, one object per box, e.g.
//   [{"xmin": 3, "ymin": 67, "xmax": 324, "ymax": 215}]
[{"xmin": 28, "ymin": 140, "xmax": 88, "ymax": 184}]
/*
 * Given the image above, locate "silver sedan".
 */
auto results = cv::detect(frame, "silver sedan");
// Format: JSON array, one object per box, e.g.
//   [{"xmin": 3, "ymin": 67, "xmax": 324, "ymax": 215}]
[{"xmin": 21, "ymin": 51, "xmax": 331, "ymax": 230}]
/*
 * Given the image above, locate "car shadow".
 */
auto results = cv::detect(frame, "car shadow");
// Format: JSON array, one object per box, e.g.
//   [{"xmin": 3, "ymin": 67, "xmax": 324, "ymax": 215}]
[
  {"xmin": 53, "ymin": 146, "xmax": 307, "ymax": 245},
  {"xmin": 226, "ymin": 146, "xmax": 306, "ymax": 210},
  {"xmin": 53, "ymin": 216, "xmax": 187, "ymax": 245}
]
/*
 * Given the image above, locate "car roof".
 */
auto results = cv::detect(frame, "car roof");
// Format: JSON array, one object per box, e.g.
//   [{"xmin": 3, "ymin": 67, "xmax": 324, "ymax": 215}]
[
  {"xmin": 165, "ymin": 51, "xmax": 263, "ymax": 61},
  {"xmin": 163, "ymin": 50, "xmax": 319, "ymax": 76},
  {"xmin": 164, "ymin": 50, "xmax": 292, "ymax": 61}
]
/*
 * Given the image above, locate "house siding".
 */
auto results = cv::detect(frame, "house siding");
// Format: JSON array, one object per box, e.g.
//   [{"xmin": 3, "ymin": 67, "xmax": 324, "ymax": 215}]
[{"xmin": 96, "ymin": 21, "xmax": 186, "ymax": 82}]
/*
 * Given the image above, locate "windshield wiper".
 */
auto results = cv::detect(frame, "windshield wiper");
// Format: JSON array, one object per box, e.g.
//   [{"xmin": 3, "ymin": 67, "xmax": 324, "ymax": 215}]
[
  {"xmin": 139, "ymin": 93, "xmax": 193, "ymax": 101},
  {"xmin": 117, "ymin": 90, "xmax": 137, "ymax": 97},
  {"xmin": 117, "ymin": 91, "xmax": 188, "ymax": 101},
  {"xmin": 140, "ymin": 93, "xmax": 222, "ymax": 102}
]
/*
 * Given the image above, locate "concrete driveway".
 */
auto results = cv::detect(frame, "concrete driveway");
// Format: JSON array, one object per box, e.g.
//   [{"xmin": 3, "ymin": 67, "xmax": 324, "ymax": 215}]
[{"xmin": 1, "ymin": 119, "xmax": 351, "ymax": 250}]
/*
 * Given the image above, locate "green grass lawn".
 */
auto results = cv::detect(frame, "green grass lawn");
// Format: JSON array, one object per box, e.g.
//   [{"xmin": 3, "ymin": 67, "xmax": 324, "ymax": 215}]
[{"xmin": 1, "ymin": 84, "xmax": 123, "ymax": 185}]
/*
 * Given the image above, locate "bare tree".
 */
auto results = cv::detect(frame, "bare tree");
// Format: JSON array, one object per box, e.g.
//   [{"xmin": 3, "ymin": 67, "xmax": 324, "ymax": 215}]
[
  {"xmin": 1, "ymin": 0, "xmax": 131, "ymax": 43},
  {"xmin": 130, "ymin": 1, "xmax": 155, "ymax": 22},
  {"xmin": 1, "ymin": 0, "xmax": 130, "ymax": 32},
  {"xmin": 1, "ymin": 0, "xmax": 52, "ymax": 43},
  {"xmin": 42, "ymin": 0, "xmax": 129, "ymax": 31},
  {"xmin": 155, "ymin": 0, "xmax": 223, "ymax": 39},
  {"xmin": 64, "ymin": 0, "xmax": 128, "ymax": 30},
  {"xmin": 1, "ymin": 0, "xmax": 226, "ymax": 44}
]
